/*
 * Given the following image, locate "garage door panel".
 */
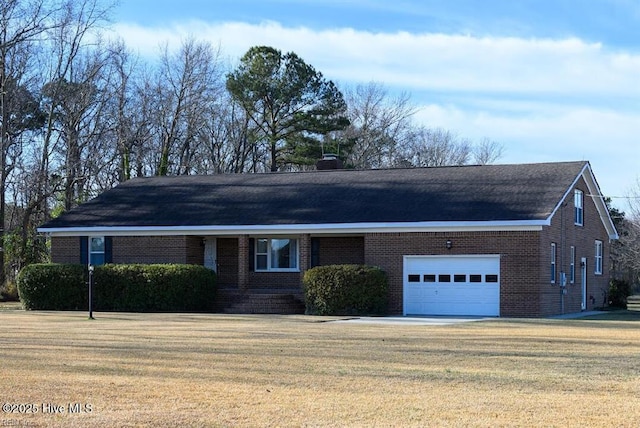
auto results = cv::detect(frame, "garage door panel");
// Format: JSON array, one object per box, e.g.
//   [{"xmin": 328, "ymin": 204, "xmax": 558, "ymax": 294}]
[{"xmin": 403, "ymin": 255, "xmax": 500, "ymax": 316}]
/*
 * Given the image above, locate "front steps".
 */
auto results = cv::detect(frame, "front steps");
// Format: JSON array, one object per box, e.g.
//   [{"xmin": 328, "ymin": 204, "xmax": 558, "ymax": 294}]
[{"xmin": 216, "ymin": 288, "xmax": 305, "ymax": 314}]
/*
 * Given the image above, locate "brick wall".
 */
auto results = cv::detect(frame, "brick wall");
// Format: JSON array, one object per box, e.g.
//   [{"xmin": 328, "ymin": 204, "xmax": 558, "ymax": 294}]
[
  {"xmin": 216, "ymin": 238, "xmax": 238, "ymax": 287},
  {"xmin": 539, "ymin": 178, "xmax": 612, "ymax": 315},
  {"xmin": 51, "ymin": 237, "xmax": 81, "ymax": 264},
  {"xmin": 112, "ymin": 236, "xmax": 201, "ymax": 264},
  {"xmin": 317, "ymin": 237, "xmax": 365, "ymax": 265},
  {"xmin": 364, "ymin": 231, "xmax": 541, "ymax": 316}
]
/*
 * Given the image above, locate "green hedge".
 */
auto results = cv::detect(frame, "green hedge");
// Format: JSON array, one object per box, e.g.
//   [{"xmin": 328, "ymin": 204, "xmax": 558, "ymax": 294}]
[
  {"xmin": 17, "ymin": 264, "xmax": 87, "ymax": 310},
  {"xmin": 17, "ymin": 263, "xmax": 216, "ymax": 312},
  {"xmin": 303, "ymin": 264, "xmax": 388, "ymax": 315}
]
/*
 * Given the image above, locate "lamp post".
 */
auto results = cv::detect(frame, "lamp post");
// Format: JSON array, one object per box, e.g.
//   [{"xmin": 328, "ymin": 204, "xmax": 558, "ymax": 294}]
[{"xmin": 88, "ymin": 265, "xmax": 94, "ymax": 320}]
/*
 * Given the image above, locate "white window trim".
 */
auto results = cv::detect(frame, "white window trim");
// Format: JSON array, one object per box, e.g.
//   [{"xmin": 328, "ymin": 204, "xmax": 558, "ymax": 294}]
[
  {"xmin": 595, "ymin": 240, "xmax": 603, "ymax": 275},
  {"xmin": 550, "ymin": 243, "xmax": 557, "ymax": 284},
  {"xmin": 255, "ymin": 237, "xmax": 300, "ymax": 272},
  {"xmin": 569, "ymin": 246, "xmax": 575, "ymax": 284},
  {"xmin": 574, "ymin": 189, "xmax": 584, "ymax": 226}
]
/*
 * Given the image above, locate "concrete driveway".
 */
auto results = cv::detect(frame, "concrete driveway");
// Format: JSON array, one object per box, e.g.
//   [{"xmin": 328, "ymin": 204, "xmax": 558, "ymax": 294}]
[{"xmin": 332, "ymin": 316, "xmax": 491, "ymax": 326}]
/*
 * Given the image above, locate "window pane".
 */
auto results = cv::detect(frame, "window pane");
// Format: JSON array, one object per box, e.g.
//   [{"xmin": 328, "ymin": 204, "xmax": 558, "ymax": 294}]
[
  {"xmin": 423, "ymin": 274, "xmax": 436, "ymax": 283},
  {"xmin": 454, "ymin": 274, "xmax": 466, "ymax": 282},
  {"xmin": 469, "ymin": 275, "xmax": 482, "ymax": 283},
  {"xmin": 485, "ymin": 275, "xmax": 498, "ymax": 283},
  {"xmin": 257, "ymin": 239, "xmax": 268, "ymax": 254},
  {"xmin": 439, "ymin": 274, "xmax": 451, "ymax": 282},
  {"xmin": 270, "ymin": 239, "xmax": 297, "ymax": 269},
  {"xmin": 574, "ymin": 190, "xmax": 583, "ymax": 225},
  {"xmin": 408, "ymin": 274, "xmax": 420, "ymax": 283},
  {"xmin": 256, "ymin": 254, "xmax": 267, "ymax": 270},
  {"xmin": 90, "ymin": 237, "xmax": 104, "ymax": 252}
]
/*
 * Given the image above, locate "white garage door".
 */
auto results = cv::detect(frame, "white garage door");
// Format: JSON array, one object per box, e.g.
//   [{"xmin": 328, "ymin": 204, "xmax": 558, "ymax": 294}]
[{"xmin": 403, "ymin": 255, "xmax": 500, "ymax": 316}]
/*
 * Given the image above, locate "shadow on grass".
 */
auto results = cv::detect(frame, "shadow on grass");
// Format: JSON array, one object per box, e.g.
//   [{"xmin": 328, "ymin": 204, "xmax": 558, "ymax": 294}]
[{"xmin": 579, "ymin": 310, "xmax": 640, "ymax": 321}]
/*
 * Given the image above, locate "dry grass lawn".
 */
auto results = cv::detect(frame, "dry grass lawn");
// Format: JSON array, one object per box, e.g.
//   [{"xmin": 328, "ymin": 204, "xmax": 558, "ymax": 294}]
[{"xmin": 0, "ymin": 309, "xmax": 639, "ymax": 427}]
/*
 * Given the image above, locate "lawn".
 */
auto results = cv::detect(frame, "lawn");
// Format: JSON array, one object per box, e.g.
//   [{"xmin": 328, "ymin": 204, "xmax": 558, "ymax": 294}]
[{"xmin": 0, "ymin": 310, "xmax": 639, "ymax": 427}]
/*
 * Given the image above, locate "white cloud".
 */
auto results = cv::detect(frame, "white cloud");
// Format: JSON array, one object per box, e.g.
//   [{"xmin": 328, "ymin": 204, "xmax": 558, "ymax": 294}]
[{"xmin": 110, "ymin": 20, "xmax": 640, "ymax": 97}]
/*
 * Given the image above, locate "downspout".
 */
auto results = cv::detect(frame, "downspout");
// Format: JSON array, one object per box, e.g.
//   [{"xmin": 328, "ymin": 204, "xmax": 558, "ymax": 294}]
[{"xmin": 560, "ymin": 201, "xmax": 567, "ymax": 315}]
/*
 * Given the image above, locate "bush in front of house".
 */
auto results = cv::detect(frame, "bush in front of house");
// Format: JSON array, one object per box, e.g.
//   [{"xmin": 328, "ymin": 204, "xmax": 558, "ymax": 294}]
[
  {"xmin": 303, "ymin": 264, "xmax": 388, "ymax": 316},
  {"xmin": 608, "ymin": 278, "xmax": 632, "ymax": 309},
  {"xmin": 17, "ymin": 264, "xmax": 87, "ymax": 310},
  {"xmin": 93, "ymin": 264, "xmax": 216, "ymax": 312},
  {"xmin": 17, "ymin": 263, "xmax": 216, "ymax": 312}
]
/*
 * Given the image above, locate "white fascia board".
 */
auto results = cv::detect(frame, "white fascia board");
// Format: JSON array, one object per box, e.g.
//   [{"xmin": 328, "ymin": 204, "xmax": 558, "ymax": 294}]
[{"xmin": 39, "ymin": 220, "xmax": 546, "ymax": 237}]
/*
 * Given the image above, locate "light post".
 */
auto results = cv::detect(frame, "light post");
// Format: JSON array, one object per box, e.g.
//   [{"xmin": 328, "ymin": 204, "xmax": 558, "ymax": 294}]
[{"xmin": 88, "ymin": 265, "xmax": 94, "ymax": 320}]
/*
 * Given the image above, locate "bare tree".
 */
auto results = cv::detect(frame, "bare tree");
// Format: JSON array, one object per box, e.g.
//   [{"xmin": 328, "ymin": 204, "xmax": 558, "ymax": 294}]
[
  {"xmin": 152, "ymin": 39, "xmax": 224, "ymax": 176},
  {"xmin": 472, "ymin": 137, "xmax": 504, "ymax": 165},
  {"xmin": 0, "ymin": 0, "xmax": 63, "ymax": 285},
  {"xmin": 340, "ymin": 82, "xmax": 416, "ymax": 169},
  {"xmin": 400, "ymin": 128, "xmax": 469, "ymax": 167}
]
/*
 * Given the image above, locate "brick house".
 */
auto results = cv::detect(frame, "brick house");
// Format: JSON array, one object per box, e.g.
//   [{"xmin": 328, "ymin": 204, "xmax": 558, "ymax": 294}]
[{"xmin": 38, "ymin": 160, "xmax": 618, "ymax": 317}]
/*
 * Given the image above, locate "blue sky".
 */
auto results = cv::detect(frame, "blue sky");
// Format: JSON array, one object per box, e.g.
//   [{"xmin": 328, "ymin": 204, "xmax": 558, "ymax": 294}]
[{"xmin": 112, "ymin": 0, "xmax": 640, "ymax": 210}]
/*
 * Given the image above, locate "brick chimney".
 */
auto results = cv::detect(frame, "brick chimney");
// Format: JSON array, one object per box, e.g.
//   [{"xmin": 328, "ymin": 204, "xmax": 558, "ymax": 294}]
[{"xmin": 315, "ymin": 154, "xmax": 343, "ymax": 170}]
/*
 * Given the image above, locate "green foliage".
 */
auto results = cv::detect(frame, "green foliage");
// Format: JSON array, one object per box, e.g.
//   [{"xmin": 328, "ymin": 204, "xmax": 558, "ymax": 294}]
[
  {"xmin": 0, "ymin": 280, "xmax": 20, "ymax": 302},
  {"xmin": 93, "ymin": 264, "xmax": 216, "ymax": 312},
  {"xmin": 226, "ymin": 45, "xmax": 349, "ymax": 171},
  {"xmin": 17, "ymin": 264, "xmax": 87, "ymax": 310},
  {"xmin": 608, "ymin": 278, "xmax": 632, "ymax": 309},
  {"xmin": 17, "ymin": 264, "xmax": 216, "ymax": 312},
  {"xmin": 303, "ymin": 264, "xmax": 388, "ymax": 316}
]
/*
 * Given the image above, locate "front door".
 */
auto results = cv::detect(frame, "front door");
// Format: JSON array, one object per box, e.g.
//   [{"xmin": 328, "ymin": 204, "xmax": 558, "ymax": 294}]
[{"xmin": 581, "ymin": 257, "xmax": 587, "ymax": 310}]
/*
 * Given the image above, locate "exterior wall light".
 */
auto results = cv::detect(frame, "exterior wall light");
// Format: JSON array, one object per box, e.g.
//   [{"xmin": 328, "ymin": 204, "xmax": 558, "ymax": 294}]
[{"xmin": 446, "ymin": 240, "xmax": 452, "ymax": 250}]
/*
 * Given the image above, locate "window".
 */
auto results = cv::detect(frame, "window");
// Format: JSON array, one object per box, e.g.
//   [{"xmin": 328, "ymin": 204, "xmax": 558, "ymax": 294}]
[
  {"xmin": 89, "ymin": 236, "xmax": 105, "ymax": 266},
  {"xmin": 408, "ymin": 275, "xmax": 420, "ymax": 283},
  {"xmin": 550, "ymin": 243, "xmax": 557, "ymax": 283},
  {"xmin": 595, "ymin": 240, "xmax": 603, "ymax": 275},
  {"xmin": 423, "ymin": 274, "xmax": 436, "ymax": 283},
  {"xmin": 574, "ymin": 189, "xmax": 584, "ymax": 226},
  {"xmin": 569, "ymin": 246, "xmax": 576, "ymax": 284},
  {"xmin": 454, "ymin": 274, "xmax": 466, "ymax": 283},
  {"xmin": 438, "ymin": 274, "xmax": 451, "ymax": 282},
  {"xmin": 485, "ymin": 275, "xmax": 499, "ymax": 283},
  {"xmin": 255, "ymin": 238, "xmax": 298, "ymax": 271},
  {"xmin": 469, "ymin": 275, "xmax": 482, "ymax": 283}
]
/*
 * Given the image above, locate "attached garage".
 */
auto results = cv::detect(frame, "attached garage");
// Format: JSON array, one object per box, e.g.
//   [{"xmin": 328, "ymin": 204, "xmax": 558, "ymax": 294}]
[{"xmin": 403, "ymin": 255, "xmax": 500, "ymax": 316}]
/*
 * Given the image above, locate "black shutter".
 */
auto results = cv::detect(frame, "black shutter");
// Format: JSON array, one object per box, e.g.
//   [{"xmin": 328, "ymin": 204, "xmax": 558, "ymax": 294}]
[
  {"xmin": 79, "ymin": 236, "xmax": 88, "ymax": 265},
  {"xmin": 248, "ymin": 238, "xmax": 255, "ymax": 271},
  {"xmin": 311, "ymin": 238, "xmax": 320, "ymax": 268},
  {"xmin": 104, "ymin": 237, "xmax": 113, "ymax": 264}
]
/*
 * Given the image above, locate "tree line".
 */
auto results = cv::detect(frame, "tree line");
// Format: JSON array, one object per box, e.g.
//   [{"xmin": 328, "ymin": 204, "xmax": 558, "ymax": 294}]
[{"xmin": 0, "ymin": 0, "xmax": 551, "ymax": 290}]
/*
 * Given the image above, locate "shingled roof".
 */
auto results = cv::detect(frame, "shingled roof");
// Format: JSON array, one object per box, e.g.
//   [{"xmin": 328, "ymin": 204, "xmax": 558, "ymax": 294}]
[{"xmin": 40, "ymin": 161, "xmax": 605, "ymax": 234}]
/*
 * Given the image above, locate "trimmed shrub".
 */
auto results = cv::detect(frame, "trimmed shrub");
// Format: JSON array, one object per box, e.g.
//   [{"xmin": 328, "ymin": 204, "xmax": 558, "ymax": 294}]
[
  {"xmin": 303, "ymin": 264, "xmax": 388, "ymax": 315},
  {"xmin": 608, "ymin": 278, "xmax": 631, "ymax": 309},
  {"xmin": 18, "ymin": 264, "xmax": 86, "ymax": 310},
  {"xmin": 93, "ymin": 264, "xmax": 216, "ymax": 312},
  {"xmin": 17, "ymin": 263, "xmax": 216, "ymax": 312}
]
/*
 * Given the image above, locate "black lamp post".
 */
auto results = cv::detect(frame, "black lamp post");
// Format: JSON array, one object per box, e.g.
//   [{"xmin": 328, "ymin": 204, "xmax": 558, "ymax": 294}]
[{"xmin": 88, "ymin": 265, "xmax": 94, "ymax": 320}]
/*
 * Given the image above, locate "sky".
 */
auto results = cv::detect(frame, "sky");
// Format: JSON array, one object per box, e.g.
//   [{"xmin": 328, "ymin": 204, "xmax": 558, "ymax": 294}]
[{"xmin": 110, "ymin": 0, "xmax": 640, "ymax": 211}]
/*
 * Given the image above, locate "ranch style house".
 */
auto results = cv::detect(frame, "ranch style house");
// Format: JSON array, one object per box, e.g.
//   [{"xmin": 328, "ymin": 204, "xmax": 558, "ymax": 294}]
[{"xmin": 38, "ymin": 160, "xmax": 618, "ymax": 317}]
